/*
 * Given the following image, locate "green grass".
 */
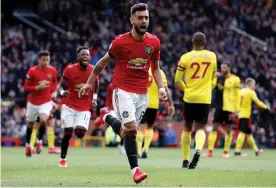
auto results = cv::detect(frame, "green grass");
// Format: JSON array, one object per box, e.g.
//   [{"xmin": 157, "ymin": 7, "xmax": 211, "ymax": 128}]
[{"xmin": 1, "ymin": 147, "xmax": 276, "ymax": 187}]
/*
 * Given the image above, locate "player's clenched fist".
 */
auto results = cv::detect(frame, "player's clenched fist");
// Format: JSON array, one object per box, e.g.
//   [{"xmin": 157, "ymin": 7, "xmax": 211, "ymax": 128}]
[
  {"xmin": 78, "ymin": 83, "xmax": 92, "ymax": 98},
  {"xmin": 159, "ymin": 88, "xmax": 168, "ymax": 101}
]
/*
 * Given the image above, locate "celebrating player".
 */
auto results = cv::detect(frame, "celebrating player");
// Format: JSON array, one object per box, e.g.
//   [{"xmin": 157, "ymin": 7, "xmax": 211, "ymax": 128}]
[
  {"xmin": 137, "ymin": 67, "xmax": 175, "ymax": 158},
  {"xmin": 78, "ymin": 3, "xmax": 167, "ymax": 183},
  {"xmin": 204, "ymin": 62, "xmax": 240, "ymax": 158},
  {"xmin": 24, "ymin": 50, "xmax": 58, "ymax": 157},
  {"xmin": 175, "ymin": 32, "xmax": 217, "ymax": 169},
  {"xmin": 30, "ymin": 102, "xmax": 60, "ymax": 154},
  {"xmin": 234, "ymin": 78, "xmax": 266, "ymax": 156},
  {"xmin": 58, "ymin": 46, "xmax": 99, "ymax": 168}
]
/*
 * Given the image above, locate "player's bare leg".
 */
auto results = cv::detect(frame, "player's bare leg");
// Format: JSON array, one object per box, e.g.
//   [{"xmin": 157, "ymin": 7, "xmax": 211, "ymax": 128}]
[
  {"xmin": 25, "ymin": 121, "xmax": 35, "ymax": 157},
  {"xmin": 141, "ymin": 123, "xmax": 154, "ymax": 159},
  {"xmin": 181, "ymin": 120, "xmax": 192, "ymax": 168},
  {"xmin": 189, "ymin": 122, "xmax": 206, "ymax": 169},
  {"xmin": 47, "ymin": 118, "xmax": 61, "ymax": 154},
  {"xmin": 222, "ymin": 124, "xmax": 232, "ymax": 158},
  {"xmin": 204, "ymin": 123, "xmax": 220, "ymax": 157}
]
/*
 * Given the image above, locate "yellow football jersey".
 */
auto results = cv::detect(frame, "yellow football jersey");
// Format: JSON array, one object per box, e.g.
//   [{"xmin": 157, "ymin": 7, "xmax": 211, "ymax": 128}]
[
  {"xmin": 175, "ymin": 50, "xmax": 217, "ymax": 104},
  {"xmin": 239, "ymin": 88, "xmax": 267, "ymax": 118},
  {"xmin": 213, "ymin": 74, "xmax": 241, "ymax": 112},
  {"xmin": 147, "ymin": 69, "xmax": 168, "ymax": 109}
]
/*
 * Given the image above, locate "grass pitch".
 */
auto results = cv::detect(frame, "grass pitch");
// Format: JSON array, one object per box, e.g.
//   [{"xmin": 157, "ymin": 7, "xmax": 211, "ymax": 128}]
[{"xmin": 1, "ymin": 147, "xmax": 276, "ymax": 187}]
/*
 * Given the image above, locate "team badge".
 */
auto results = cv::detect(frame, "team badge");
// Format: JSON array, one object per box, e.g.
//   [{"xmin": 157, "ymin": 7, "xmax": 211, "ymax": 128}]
[
  {"xmin": 47, "ymin": 74, "xmax": 52, "ymax": 79},
  {"xmin": 122, "ymin": 111, "xmax": 129, "ymax": 118},
  {"xmin": 144, "ymin": 46, "xmax": 152, "ymax": 55}
]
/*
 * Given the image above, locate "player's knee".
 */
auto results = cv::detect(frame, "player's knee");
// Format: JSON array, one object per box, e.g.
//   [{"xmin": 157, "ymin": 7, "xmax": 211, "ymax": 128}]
[
  {"xmin": 124, "ymin": 122, "xmax": 137, "ymax": 137},
  {"xmin": 64, "ymin": 127, "xmax": 73, "ymax": 139},
  {"xmin": 75, "ymin": 126, "xmax": 86, "ymax": 138}
]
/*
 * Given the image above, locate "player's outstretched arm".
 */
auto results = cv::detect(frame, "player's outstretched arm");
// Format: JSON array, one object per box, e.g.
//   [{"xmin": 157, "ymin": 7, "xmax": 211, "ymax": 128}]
[
  {"xmin": 78, "ymin": 52, "xmax": 112, "ymax": 98},
  {"xmin": 174, "ymin": 61, "xmax": 186, "ymax": 91}
]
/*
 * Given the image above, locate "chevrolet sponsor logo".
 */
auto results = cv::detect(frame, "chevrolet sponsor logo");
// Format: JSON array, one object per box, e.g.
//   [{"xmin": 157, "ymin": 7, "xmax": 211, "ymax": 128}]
[{"xmin": 128, "ymin": 58, "xmax": 148, "ymax": 66}]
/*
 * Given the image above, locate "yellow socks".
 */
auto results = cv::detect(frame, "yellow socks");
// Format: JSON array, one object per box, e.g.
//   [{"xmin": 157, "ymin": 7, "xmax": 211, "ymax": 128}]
[
  {"xmin": 181, "ymin": 131, "xmax": 191, "ymax": 160},
  {"xmin": 208, "ymin": 131, "xmax": 217, "ymax": 151},
  {"xmin": 247, "ymin": 134, "xmax": 258, "ymax": 152},
  {"xmin": 195, "ymin": 129, "xmax": 206, "ymax": 151},
  {"xmin": 235, "ymin": 132, "xmax": 245, "ymax": 152},
  {"xmin": 136, "ymin": 130, "xmax": 144, "ymax": 155},
  {"xmin": 143, "ymin": 129, "xmax": 154, "ymax": 152},
  {"xmin": 224, "ymin": 132, "xmax": 233, "ymax": 152},
  {"xmin": 30, "ymin": 127, "xmax": 38, "ymax": 149},
  {"xmin": 47, "ymin": 127, "xmax": 55, "ymax": 148}
]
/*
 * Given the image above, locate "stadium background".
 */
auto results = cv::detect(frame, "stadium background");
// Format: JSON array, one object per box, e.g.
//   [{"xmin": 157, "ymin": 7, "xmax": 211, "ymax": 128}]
[{"xmin": 1, "ymin": 0, "xmax": 276, "ymax": 148}]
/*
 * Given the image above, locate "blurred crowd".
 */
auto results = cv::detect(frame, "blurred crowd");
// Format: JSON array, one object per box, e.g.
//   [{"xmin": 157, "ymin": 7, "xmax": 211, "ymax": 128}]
[{"xmin": 1, "ymin": 0, "xmax": 275, "ymax": 147}]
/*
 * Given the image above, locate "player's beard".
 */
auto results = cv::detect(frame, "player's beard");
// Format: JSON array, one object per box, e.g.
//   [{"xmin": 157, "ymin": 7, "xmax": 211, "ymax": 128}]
[{"xmin": 134, "ymin": 24, "xmax": 147, "ymax": 36}]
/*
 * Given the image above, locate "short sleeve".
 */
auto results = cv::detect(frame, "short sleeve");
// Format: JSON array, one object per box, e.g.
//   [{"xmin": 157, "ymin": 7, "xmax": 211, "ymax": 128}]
[
  {"xmin": 212, "ymin": 53, "xmax": 217, "ymax": 72},
  {"xmin": 151, "ymin": 39, "xmax": 160, "ymax": 62},
  {"xmin": 179, "ymin": 54, "xmax": 188, "ymax": 70},
  {"xmin": 63, "ymin": 66, "xmax": 69, "ymax": 80},
  {"xmin": 108, "ymin": 37, "xmax": 120, "ymax": 58},
  {"xmin": 26, "ymin": 69, "xmax": 33, "ymax": 80}
]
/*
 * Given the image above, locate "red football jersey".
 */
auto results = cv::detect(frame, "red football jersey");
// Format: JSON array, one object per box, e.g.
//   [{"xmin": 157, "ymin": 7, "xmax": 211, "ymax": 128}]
[
  {"xmin": 62, "ymin": 63, "xmax": 94, "ymax": 111},
  {"xmin": 105, "ymin": 83, "xmax": 114, "ymax": 110},
  {"xmin": 24, "ymin": 66, "xmax": 57, "ymax": 105},
  {"xmin": 109, "ymin": 32, "xmax": 160, "ymax": 94}
]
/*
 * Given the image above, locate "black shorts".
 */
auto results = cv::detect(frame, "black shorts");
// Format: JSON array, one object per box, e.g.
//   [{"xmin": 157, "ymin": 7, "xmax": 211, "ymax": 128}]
[
  {"xmin": 239, "ymin": 118, "xmax": 252, "ymax": 134},
  {"xmin": 183, "ymin": 102, "xmax": 210, "ymax": 125},
  {"xmin": 140, "ymin": 108, "xmax": 157, "ymax": 125},
  {"xmin": 213, "ymin": 109, "xmax": 233, "ymax": 124}
]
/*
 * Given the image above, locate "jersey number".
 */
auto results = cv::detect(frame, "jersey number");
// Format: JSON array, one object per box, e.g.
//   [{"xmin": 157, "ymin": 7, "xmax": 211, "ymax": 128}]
[{"xmin": 190, "ymin": 62, "xmax": 211, "ymax": 79}]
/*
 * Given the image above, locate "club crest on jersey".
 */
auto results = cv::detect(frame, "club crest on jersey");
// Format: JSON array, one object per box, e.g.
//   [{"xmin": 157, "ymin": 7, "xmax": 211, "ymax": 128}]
[
  {"xmin": 144, "ymin": 46, "xmax": 152, "ymax": 55},
  {"xmin": 47, "ymin": 74, "xmax": 52, "ymax": 79},
  {"xmin": 122, "ymin": 111, "xmax": 129, "ymax": 118}
]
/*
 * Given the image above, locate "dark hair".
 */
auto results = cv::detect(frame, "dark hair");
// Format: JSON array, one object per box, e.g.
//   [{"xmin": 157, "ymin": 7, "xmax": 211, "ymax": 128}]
[
  {"xmin": 130, "ymin": 3, "xmax": 148, "ymax": 16},
  {"xmin": 221, "ymin": 61, "xmax": 231, "ymax": 67},
  {"xmin": 76, "ymin": 46, "xmax": 89, "ymax": 54},
  {"xmin": 38, "ymin": 50, "xmax": 50, "ymax": 58}
]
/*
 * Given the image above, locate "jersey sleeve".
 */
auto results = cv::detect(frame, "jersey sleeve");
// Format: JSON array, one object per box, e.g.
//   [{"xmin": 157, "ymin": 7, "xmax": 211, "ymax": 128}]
[
  {"xmin": 62, "ymin": 66, "xmax": 69, "ymax": 80},
  {"xmin": 151, "ymin": 39, "xmax": 161, "ymax": 62},
  {"xmin": 251, "ymin": 91, "xmax": 267, "ymax": 109},
  {"xmin": 108, "ymin": 37, "xmax": 120, "ymax": 58},
  {"xmin": 212, "ymin": 53, "xmax": 217, "ymax": 72},
  {"xmin": 160, "ymin": 70, "xmax": 168, "ymax": 87},
  {"xmin": 174, "ymin": 54, "xmax": 187, "ymax": 91},
  {"xmin": 24, "ymin": 69, "xmax": 36, "ymax": 92}
]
